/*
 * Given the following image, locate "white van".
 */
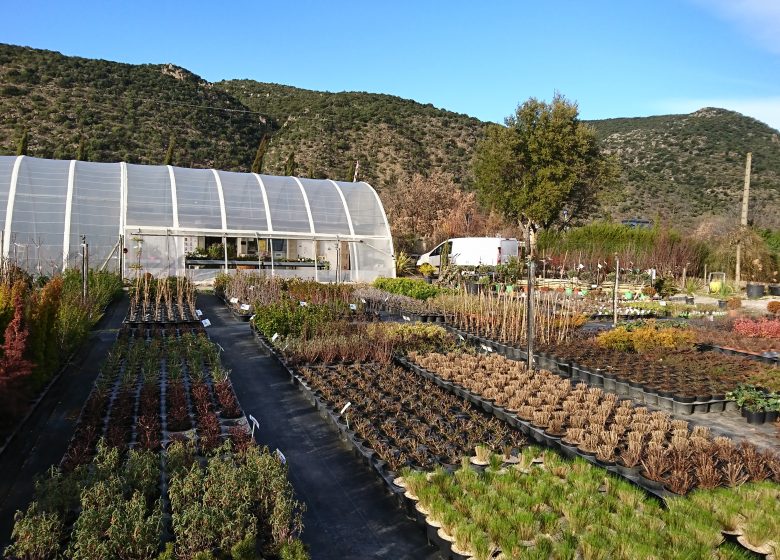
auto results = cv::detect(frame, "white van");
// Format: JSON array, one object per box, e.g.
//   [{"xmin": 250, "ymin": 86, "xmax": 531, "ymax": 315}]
[{"xmin": 417, "ymin": 237, "xmax": 521, "ymax": 270}]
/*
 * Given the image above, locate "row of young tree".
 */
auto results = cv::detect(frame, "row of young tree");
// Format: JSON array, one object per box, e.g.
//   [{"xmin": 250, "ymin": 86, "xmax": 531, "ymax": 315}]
[{"xmin": 0, "ymin": 265, "xmax": 122, "ymax": 440}]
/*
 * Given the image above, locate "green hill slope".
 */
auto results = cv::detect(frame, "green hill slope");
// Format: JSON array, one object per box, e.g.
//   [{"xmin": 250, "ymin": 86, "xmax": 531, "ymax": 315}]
[
  {"xmin": 0, "ymin": 44, "xmax": 267, "ymax": 169},
  {"xmin": 216, "ymin": 80, "xmax": 485, "ymax": 187},
  {"xmin": 591, "ymin": 108, "xmax": 780, "ymax": 229},
  {"xmin": 1, "ymin": 43, "xmax": 777, "ymax": 230}
]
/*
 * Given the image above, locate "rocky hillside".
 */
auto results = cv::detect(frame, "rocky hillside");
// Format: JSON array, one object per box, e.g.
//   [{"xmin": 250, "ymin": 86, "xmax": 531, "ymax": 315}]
[
  {"xmin": 593, "ymin": 108, "xmax": 780, "ymax": 229},
  {"xmin": 1, "ymin": 43, "xmax": 778, "ymax": 229}
]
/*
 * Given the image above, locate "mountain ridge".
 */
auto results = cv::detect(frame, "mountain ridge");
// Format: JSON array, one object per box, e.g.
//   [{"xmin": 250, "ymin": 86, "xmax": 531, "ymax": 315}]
[{"xmin": 1, "ymin": 43, "xmax": 778, "ymax": 230}]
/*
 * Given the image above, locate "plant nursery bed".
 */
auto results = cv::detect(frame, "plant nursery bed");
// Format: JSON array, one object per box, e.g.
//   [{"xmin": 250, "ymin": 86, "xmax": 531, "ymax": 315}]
[
  {"xmin": 197, "ymin": 292, "xmax": 446, "ymax": 560},
  {"xmin": 401, "ymin": 350, "xmax": 780, "ymax": 497},
  {"xmin": 4, "ymin": 306, "xmax": 308, "ymax": 560}
]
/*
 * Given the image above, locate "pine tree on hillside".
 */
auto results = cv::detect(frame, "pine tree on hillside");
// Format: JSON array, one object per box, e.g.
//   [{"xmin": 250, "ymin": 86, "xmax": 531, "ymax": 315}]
[
  {"xmin": 164, "ymin": 133, "xmax": 175, "ymax": 166},
  {"xmin": 16, "ymin": 130, "xmax": 28, "ymax": 156},
  {"xmin": 284, "ymin": 151, "xmax": 296, "ymax": 176},
  {"xmin": 76, "ymin": 135, "xmax": 86, "ymax": 161},
  {"xmin": 251, "ymin": 134, "xmax": 269, "ymax": 174},
  {"xmin": 345, "ymin": 160, "xmax": 357, "ymax": 182}
]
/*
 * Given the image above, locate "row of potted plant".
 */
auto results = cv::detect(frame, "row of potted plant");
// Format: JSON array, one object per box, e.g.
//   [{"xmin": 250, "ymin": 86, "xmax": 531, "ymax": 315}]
[
  {"xmin": 61, "ymin": 324, "xmax": 244, "ymax": 471},
  {"xmin": 6, "ymin": 316, "xmax": 308, "ymax": 559},
  {"xmin": 7, "ymin": 438, "xmax": 307, "ymax": 560},
  {"xmin": 727, "ymin": 384, "xmax": 780, "ymax": 425},
  {"xmin": 405, "ymin": 350, "xmax": 780, "ymax": 495},
  {"xmin": 397, "ymin": 449, "xmax": 779, "ymax": 559},
  {"xmin": 127, "ymin": 274, "xmax": 198, "ymax": 323},
  {"xmin": 295, "ymin": 362, "xmax": 528, "ymax": 473}
]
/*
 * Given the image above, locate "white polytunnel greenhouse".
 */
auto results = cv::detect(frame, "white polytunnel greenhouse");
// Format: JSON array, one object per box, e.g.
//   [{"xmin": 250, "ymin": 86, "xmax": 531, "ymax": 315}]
[{"xmin": 0, "ymin": 155, "xmax": 396, "ymax": 282}]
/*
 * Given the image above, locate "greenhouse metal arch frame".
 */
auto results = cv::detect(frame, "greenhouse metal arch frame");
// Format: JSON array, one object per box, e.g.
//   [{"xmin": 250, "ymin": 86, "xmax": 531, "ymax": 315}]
[{"xmin": 0, "ymin": 156, "xmax": 396, "ymax": 282}]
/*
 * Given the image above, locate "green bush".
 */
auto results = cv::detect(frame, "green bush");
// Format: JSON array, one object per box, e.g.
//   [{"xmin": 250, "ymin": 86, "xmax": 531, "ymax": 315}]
[
  {"xmin": 279, "ymin": 539, "xmax": 309, "ymax": 560},
  {"xmin": 253, "ymin": 300, "xmax": 338, "ymax": 340},
  {"xmin": 373, "ymin": 277, "xmax": 443, "ymax": 300}
]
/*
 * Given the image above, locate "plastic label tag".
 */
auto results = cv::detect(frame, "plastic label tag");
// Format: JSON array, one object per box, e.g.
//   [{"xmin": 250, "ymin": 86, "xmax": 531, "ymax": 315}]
[
  {"xmin": 300, "ymin": 301, "xmax": 307, "ymax": 307},
  {"xmin": 361, "ymin": 298, "xmax": 367, "ymax": 304},
  {"xmin": 481, "ymin": 344, "xmax": 493, "ymax": 353},
  {"xmin": 240, "ymin": 303, "xmax": 251, "ymax": 311},
  {"xmin": 402, "ymin": 315, "xmax": 411, "ymax": 322},
  {"xmin": 230, "ymin": 297, "xmax": 239, "ymax": 304},
  {"xmin": 275, "ymin": 448, "xmax": 286, "ymax": 464},
  {"xmin": 249, "ymin": 414, "xmax": 260, "ymax": 438},
  {"xmin": 349, "ymin": 303, "xmax": 357, "ymax": 311},
  {"xmin": 340, "ymin": 402, "xmax": 352, "ymax": 414},
  {"xmin": 271, "ymin": 333, "xmax": 279, "ymax": 342},
  {"xmin": 201, "ymin": 319, "xmax": 211, "ymax": 327},
  {"xmin": 196, "ymin": 309, "xmax": 203, "ymax": 317},
  {"xmin": 250, "ymin": 315, "xmax": 255, "ymax": 321}
]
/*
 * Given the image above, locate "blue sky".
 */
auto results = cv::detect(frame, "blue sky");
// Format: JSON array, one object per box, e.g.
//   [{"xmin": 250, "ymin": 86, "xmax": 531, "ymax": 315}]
[{"xmin": 3, "ymin": 0, "xmax": 779, "ymax": 130}]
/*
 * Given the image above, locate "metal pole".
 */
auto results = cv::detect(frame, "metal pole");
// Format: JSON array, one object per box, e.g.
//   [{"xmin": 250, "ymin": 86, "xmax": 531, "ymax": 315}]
[
  {"xmin": 223, "ymin": 235, "xmax": 228, "ymax": 273},
  {"xmin": 81, "ymin": 235, "xmax": 89, "ymax": 303},
  {"xmin": 526, "ymin": 259, "xmax": 535, "ymax": 371},
  {"xmin": 613, "ymin": 256, "xmax": 620, "ymax": 327},
  {"xmin": 313, "ymin": 239, "xmax": 318, "ymax": 282},
  {"xmin": 270, "ymin": 238, "xmax": 275, "ymax": 278},
  {"xmin": 256, "ymin": 233, "xmax": 261, "ymax": 271},
  {"xmin": 336, "ymin": 237, "xmax": 341, "ymax": 285}
]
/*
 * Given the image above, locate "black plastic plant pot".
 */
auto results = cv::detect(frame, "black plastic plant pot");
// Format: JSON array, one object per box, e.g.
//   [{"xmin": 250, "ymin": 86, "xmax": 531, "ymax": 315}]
[
  {"xmin": 765, "ymin": 410, "xmax": 779, "ymax": 423},
  {"xmin": 718, "ymin": 299, "xmax": 728, "ymax": 310},
  {"xmin": 746, "ymin": 282, "xmax": 766, "ymax": 299},
  {"xmin": 743, "ymin": 408, "xmax": 766, "ymax": 425},
  {"xmin": 769, "ymin": 284, "xmax": 780, "ymax": 296}
]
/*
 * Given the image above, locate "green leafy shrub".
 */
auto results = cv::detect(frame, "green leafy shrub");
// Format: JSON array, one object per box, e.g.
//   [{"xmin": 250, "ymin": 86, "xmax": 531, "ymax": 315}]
[
  {"xmin": 373, "ymin": 277, "xmax": 443, "ymax": 300},
  {"xmin": 5, "ymin": 501, "xmax": 63, "ymax": 560},
  {"xmin": 253, "ymin": 300, "xmax": 338, "ymax": 339}
]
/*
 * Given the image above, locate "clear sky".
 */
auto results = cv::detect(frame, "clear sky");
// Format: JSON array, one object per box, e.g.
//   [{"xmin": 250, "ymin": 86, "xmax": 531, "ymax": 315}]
[{"xmin": 3, "ymin": 0, "xmax": 779, "ymax": 130}]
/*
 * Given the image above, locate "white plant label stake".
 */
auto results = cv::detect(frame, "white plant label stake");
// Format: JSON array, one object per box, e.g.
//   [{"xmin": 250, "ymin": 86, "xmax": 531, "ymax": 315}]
[
  {"xmin": 275, "ymin": 448, "xmax": 286, "ymax": 465},
  {"xmin": 361, "ymin": 298, "xmax": 367, "ymax": 304},
  {"xmin": 249, "ymin": 414, "xmax": 260, "ymax": 439},
  {"xmin": 230, "ymin": 297, "xmax": 239, "ymax": 304},
  {"xmin": 340, "ymin": 402, "xmax": 352, "ymax": 430},
  {"xmin": 481, "ymin": 344, "xmax": 493, "ymax": 353},
  {"xmin": 299, "ymin": 301, "xmax": 307, "ymax": 307},
  {"xmin": 349, "ymin": 303, "xmax": 357, "ymax": 311},
  {"xmin": 201, "ymin": 319, "xmax": 211, "ymax": 328},
  {"xmin": 196, "ymin": 309, "xmax": 203, "ymax": 317},
  {"xmin": 240, "ymin": 303, "xmax": 251, "ymax": 311},
  {"xmin": 402, "ymin": 315, "xmax": 411, "ymax": 322},
  {"xmin": 271, "ymin": 333, "xmax": 279, "ymax": 342}
]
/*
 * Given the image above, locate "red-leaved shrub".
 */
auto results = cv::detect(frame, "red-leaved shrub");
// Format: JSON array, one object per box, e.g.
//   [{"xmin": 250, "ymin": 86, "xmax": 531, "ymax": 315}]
[{"xmin": 733, "ymin": 317, "xmax": 780, "ymax": 339}]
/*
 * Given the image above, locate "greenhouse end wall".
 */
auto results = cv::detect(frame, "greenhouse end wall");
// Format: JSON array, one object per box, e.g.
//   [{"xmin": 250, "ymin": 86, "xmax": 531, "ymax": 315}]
[{"xmin": 0, "ymin": 156, "xmax": 395, "ymax": 282}]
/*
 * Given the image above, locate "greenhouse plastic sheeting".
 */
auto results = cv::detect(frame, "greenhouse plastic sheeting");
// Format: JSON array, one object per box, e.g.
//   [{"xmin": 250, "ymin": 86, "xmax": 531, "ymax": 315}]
[{"xmin": 0, "ymin": 156, "xmax": 394, "ymax": 280}]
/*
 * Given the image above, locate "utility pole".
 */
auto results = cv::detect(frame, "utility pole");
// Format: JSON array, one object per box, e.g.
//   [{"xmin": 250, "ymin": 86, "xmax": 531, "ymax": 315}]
[
  {"xmin": 613, "ymin": 256, "xmax": 620, "ymax": 327},
  {"xmin": 735, "ymin": 152, "xmax": 751, "ymax": 288}
]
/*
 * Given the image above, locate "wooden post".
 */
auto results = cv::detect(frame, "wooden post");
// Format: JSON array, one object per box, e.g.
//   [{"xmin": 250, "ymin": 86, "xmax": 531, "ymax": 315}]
[
  {"xmin": 613, "ymin": 256, "xmax": 619, "ymax": 327},
  {"xmin": 735, "ymin": 152, "xmax": 752, "ymax": 288}
]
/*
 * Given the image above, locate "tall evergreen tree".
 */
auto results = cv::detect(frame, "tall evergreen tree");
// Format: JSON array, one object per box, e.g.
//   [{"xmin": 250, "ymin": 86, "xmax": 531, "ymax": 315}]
[
  {"xmin": 346, "ymin": 160, "xmax": 357, "ymax": 182},
  {"xmin": 76, "ymin": 135, "xmax": 86, "ymax": 161},
  {"xmin": 16, "ymin": 129, "xmax": 28, "ymax": 156},
  {"xmin": 284, "ymin": 151, "xmax": 296, "ymax": 176},
  {"xmin": 251, "ymin": 134, "xmax": 269, "ymax": 174},
  {"xmin": 164, "ymin": 133, "xmax": 175, "ymax": 165}
]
